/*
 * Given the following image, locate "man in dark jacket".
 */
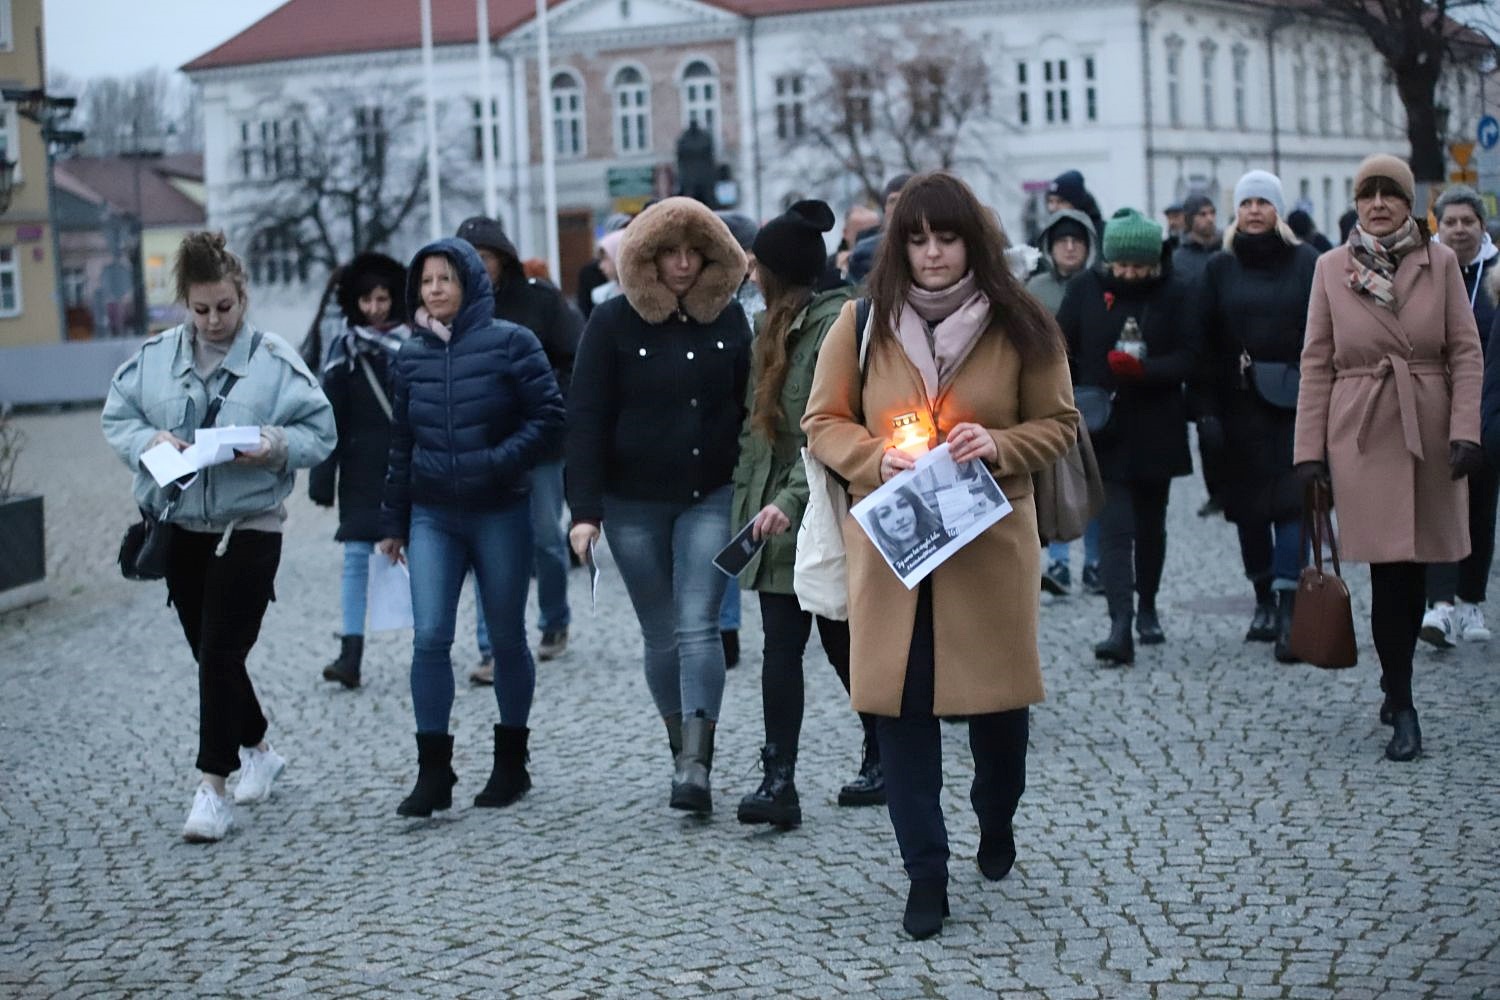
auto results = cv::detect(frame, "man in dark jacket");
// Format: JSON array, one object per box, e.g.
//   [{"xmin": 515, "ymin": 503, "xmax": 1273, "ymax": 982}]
[
  {"xmin": 1171, "ymin": 194, "xmax": 1219, "ymax": 284},
  {"xmin": 456, "ymin": 216, "xmax": 583, "ymax": 671}
]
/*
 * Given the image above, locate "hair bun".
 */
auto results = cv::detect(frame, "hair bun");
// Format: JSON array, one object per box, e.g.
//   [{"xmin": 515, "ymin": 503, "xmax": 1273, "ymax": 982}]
[{"xmin": 788, "ymin": 199, "xmax": 835, "ymax": 234}]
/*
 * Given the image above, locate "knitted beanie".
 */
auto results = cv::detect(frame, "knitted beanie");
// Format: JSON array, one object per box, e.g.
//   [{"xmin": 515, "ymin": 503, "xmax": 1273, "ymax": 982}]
[
  {"xmin": 1233, "ymin": 170, "xmax": 1287, "ymax": 218},
  {"xmin": 716, "ymin": 212, "xmax": 760, "ymax": 252},
  {"xmin": 1049, "ymin": 170, "xmax": 1088, "ymax": 208},
  {"xmin": 752, "ymin": 199, "xmax": 836, "ymax": 286},
  {"xmin": 1354, "ymin": 154, "xmax": 1416, "ymax": 205},
  {"xmin": 1182, "ymin": 193, "xmax": 1214, "ymax": 221},
  {"xmin": 1101, "ymin": 208, "xmax": 1163, "ymax": 265}
]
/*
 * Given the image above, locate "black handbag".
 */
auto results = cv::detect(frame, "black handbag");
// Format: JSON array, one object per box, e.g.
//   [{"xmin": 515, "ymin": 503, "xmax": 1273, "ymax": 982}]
[
  {"xmin": 117, "ymin": 334, "xmax": 260, "ymax": 581},
  {"xmin": 1241, "ymin": 351, "xmax": 1300, "ymax": 410},
  {"xmin": 1073, "ymin": 385, "xmax": 1115, "ymax": 434}
]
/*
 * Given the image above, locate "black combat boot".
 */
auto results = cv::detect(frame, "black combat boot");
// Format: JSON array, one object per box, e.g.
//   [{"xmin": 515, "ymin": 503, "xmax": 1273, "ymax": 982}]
[
  {"xmin": 1273, "ymin": 589, "xmax": 1300, "ymax": 663},
  {"xmin": 321, "ymin": 635, "xmax": 363, "ymax": 689},
  {"xmin": 736, "ymin": 743, "xmax": 801, "ymax": 828}
]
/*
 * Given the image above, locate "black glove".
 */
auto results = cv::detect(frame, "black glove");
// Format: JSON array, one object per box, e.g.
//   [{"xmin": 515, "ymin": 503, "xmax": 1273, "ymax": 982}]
[
  {"xmin": 1294, "ymin": 460, "xmax": 1331, "ymax": 488},
  {"xmin": 1196, "ymin": 416, "xmax": 1225, "ymax": 453},
  {"xmin": 1450, "ymin": 441, "xmax": 1485, "ymax": 481}
]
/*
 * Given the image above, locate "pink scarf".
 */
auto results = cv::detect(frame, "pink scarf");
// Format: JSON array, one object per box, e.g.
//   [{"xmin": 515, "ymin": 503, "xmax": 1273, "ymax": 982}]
[
  {"xmin": 896, "ymin": 272, "xmax": 991, "ymax": 401},
  {"xmin": 415, "ymin": 307, "xmax": 453, "ymax": 343}
]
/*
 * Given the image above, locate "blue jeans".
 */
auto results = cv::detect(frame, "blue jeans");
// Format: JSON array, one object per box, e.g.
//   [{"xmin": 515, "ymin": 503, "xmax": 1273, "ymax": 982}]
[
  {"xmin": 1237, "ymin": 517, "xmax": 1305, "ymax": 591},
  {"xmin": 719, "ymin": 577, "xmax": 741, "ymax": 631},
  {"xmin": 475, "ymin": 462, "xmax": 571, "ymax": 656},
  {"xmin": 408, "ymin": 502, "xmax": 535, "ymax": 733},
  {"xmin": 1047, "ymin": 518, "xmax": 1101, "ymax": 568},
  {"xmin": 605, "ymin": 485, "xmax": 732, "ymax": 720},
  {"xmin": 341, "ymin": 540, "xmax": 375, "ymax": 636}
]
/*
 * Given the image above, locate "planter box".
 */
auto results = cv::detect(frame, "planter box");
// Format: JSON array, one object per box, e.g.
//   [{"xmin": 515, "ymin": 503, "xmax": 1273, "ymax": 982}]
[{"xmin": 0, "ymin": 494, "xmax": 47, "ymax": 613}]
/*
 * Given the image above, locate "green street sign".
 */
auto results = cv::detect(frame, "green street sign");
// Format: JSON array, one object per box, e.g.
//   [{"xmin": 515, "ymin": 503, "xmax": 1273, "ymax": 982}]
[{"xmin": 607, "ymin": 166, "xmax": 655, "ymax": 198}]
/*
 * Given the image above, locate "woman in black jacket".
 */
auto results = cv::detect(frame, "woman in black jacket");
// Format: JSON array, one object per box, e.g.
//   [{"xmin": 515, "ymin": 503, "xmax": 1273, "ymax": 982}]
[
  {"xmin": 376, "ymin": 238, "xmax": 564, "ymax": 818},
  {"xmin": 1058, "ymin": 209, "xmax": 1199, "ymax": 666},
  {"xmin": 1197, "ymin": 171, "xmax": 1318, "ymax": 662},
  {"xmin": 308, "ymin": 253, "xmax": 409, "ymax": 688},
  {"xmin": 566, "ymin": 197, "xmax": 750, "ymax": 815}
]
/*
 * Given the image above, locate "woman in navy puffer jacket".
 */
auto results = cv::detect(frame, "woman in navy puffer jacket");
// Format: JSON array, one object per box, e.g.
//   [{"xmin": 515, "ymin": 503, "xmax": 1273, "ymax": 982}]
[{"xmin": 378, "ymin": 237, "xmax": 564, "ymax": 818}]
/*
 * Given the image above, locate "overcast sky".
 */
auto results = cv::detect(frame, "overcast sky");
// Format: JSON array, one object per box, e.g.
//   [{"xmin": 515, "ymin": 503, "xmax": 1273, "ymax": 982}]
[{"xmin": 44, "ymin": 0, "xmax": 287, "ymax": 81}]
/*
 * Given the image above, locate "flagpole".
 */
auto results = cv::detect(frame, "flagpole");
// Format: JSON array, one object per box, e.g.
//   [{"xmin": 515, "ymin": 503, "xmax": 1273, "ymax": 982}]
[
  {"xmin": 476, "ymin": 0, "xmax": 497, "ymax": 218},
  {"xmin": 536, "ymin": 0, "xmax": 560, "ymax": 282},
  {"xmin": 420, "ymin": 0, "xmax": 442, "ymax": 240}
]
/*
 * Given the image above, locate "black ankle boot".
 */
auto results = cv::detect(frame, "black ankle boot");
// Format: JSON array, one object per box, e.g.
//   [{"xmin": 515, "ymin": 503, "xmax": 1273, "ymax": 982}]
[
  {"xmin": 1386, "ymin": 708, "xmax": 1421, "ymax": 761},
  {"xmin": 474, "ymin": 724, "xmax": 531, "ymax": 808},
  {"xmin": 321, "ymin": 635, "xmax": 363, "ymax": 689},
  {"xmin": 1094, "ymin": 615, "xmax": 1134, "ymax": 666},
  {"xmin": 1273, "ymin": 590, "xmax": 1300, "ymax": 663},
  {"xmin": 902, "ymin": 878, "xmax": 949, "ymax": 940},
  {"xmin": 838, "ymin": 730, "xmax": 886, "ymax": 807},
  {"xmin": 721, "ymin": 629, "xmax": 740, "ymax": 669},
  {"xmin": 1136, "ymin": 602, "xmax": 1165, "ymax": 645},
  {"xmin": 977, "ymin": 824, "xmax": 1017, "ymax": 882},
  {"xmin": 397, "ymin": 732, "xmax": 457, "ymax": 817},
  {"xmin": 737, "ymin": 743, "xmax": 801, "ymax": 828},
  {"xmin": 670, "ymin": 711, "xmax": 715, "ymax": 813},
  {"xmin": 1245, "ymin": 601, "xmax": 1276, "ymax": 642}
]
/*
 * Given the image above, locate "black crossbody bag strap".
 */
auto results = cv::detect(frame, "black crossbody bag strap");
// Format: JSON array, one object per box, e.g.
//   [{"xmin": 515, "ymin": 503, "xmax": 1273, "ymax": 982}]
[{"xmin": 165, "ymin": 331, "xmax": 263, "ymax": 504}]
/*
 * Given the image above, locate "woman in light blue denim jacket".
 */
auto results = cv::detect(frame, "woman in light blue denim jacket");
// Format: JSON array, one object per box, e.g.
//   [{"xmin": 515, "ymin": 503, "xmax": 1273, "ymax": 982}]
[{"xmin": 102, "ymin": 232, "xmax": 336, "ymax": 844}]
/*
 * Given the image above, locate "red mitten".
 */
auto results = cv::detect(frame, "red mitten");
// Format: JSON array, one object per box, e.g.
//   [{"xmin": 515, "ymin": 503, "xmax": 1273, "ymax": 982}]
[{"xmin": 1107, "ymin": 350, "xmax": 1144, "ymax": 380}]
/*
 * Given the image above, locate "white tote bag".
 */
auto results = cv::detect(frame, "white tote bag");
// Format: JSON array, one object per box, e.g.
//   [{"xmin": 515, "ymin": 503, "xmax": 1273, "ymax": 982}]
[{"xmin": 793, "ymin": 447, "xmax": 850, "ymax": 621}]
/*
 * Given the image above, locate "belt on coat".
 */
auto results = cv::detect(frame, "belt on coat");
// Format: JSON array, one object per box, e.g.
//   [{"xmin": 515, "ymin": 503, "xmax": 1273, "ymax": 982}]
[{"xmin": 1334, "ymin": 355, "xmax": 1448, "ymax": 461}]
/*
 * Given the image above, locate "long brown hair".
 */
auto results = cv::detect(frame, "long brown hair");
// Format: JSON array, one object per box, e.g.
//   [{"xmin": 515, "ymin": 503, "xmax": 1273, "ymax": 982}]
[
  {"xmin": 865, "ymin": 172, "xmax": 1062, "ymax": 361},
  {"xmin": 750, "ymin": 266, "xmax": 814, "ymax": 439}
]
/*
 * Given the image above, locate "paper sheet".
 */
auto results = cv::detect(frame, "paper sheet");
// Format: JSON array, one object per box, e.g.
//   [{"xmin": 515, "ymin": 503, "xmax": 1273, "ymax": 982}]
[
  {"xmin": 367, "ymin": 553, "xmax": 414, "ymax": 632},
  {"xmin": 585, "ymin": 538, "xmax": 601, "ymax": 612},
  {"xmin": 139, "ymin": 426, "xmax": 262, "ymax": 488}
]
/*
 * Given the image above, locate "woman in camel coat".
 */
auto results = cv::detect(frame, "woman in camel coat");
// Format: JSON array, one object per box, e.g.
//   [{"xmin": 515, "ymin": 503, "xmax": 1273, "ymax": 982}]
[
  {"xmin": 803, "ymin": 172, "xmax": 1078, "ymax": 939},
  {"xmin": 1294, "ymin": 154, "xmax": 1485, "ymax": 763}
]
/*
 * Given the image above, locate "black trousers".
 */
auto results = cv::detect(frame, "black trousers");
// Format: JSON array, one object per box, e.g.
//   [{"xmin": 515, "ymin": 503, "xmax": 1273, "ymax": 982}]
[
  {"xmin": 1371, "ymin": 562, "xmax": 1425, "ymax": 712},
  {"xmin": 1099, "ymin": 478, "xmax": 1171, "ymax": 618},
  {"xmin": 757, "ymin": 591, "xmax": 874, "ymax": 757},
  {"xmin": 1426, "ymin": 463, "xmax": 1499, "ymax": 605},
  {"xmin": 164, "ymin": 528, "xmax": 281, "ymax": 777},
  {"xmin": 875, "ymin": 582, "xmax": 1029, "ymax": 883}
]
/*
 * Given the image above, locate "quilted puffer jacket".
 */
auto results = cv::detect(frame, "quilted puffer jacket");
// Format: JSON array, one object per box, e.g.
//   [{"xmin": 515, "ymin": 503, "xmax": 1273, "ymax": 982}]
[{"xmin": 381, "ymin": 237, "xmax": 564, "ymax": 538}]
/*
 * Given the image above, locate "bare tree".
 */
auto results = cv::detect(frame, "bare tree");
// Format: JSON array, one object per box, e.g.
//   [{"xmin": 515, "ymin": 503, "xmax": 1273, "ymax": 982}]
[
  {"xmin": 780, "ymin": 29, "xmax": 1002, "ymax": 206},
  {"xmin": 68, "ymin": 69, "xmax": 190, "ymax": 155},
  {"xmin": 221, "ymin": 85, "xmax": 460, "ymax": 278},
  {"xmin": 1297, "ymin": 0, "xmax": 1497, "ymax": 184}
]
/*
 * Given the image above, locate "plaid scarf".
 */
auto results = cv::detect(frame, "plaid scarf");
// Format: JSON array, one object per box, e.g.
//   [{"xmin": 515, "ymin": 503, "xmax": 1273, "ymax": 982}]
[
  {"xmin": 1346, "ymin": 218, "xmax": 1423, "ymax": 310},
  {"xmin": 339, "ymin": 323, "xmax": 408, "ymax": 369}
]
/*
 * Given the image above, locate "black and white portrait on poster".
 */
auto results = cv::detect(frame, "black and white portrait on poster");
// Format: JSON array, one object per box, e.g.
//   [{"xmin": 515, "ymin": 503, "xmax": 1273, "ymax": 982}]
[{"xmin": 851, "ymin": 443, "xmax": 1012, "ymax": 589}]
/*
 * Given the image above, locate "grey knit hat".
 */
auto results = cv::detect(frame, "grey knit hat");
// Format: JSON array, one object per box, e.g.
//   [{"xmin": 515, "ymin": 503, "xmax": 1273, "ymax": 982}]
[
  {"xmin": 1233, "ymin": 170, "xmax": 1287, "ymax": 219},
  {"xmin": 1434, "ymin": 184, "xmax": 1486, "ymax": 224}
]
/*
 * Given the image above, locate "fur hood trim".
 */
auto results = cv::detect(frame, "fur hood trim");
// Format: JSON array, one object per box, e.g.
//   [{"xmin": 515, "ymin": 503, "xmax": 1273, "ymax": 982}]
[{"xmin": 617, "ymin": 197, "xmax": 747, "ymax": 324}]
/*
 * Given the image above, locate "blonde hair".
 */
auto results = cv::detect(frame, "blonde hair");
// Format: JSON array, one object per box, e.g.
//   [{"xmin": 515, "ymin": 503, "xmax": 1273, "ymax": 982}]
[
  {"xmin": 1221, "ymin": 218, "xmax": 1300, "ymax": 251},
  {"xmin": 174, "ymin": 230, "xmax": 248, "ymax": 303}
]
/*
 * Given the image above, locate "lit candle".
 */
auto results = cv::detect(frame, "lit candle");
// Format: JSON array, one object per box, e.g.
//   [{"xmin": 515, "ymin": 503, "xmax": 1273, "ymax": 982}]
[{"xmin": 891, "ymin": 411, "xmax": 929, "ymax": 458}]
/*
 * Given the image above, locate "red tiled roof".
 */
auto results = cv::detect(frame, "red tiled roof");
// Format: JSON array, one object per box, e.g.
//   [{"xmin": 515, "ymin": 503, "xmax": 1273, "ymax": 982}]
[
  {"xmin": 182, "ymin": 0, "xmax": 568, "ymax": 72},
  {"xmin": 54, "ymin": 156, "xmax": 206, "ymax": 227},
  {"xmin": 709, "ymin": 0, "xmax": 921, "ymax": 12}
]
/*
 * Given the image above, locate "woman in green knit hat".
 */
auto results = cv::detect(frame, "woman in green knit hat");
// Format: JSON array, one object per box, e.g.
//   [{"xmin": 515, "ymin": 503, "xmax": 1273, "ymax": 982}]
[{"xmin": 1056, "ymin": 208, "xmax": 1201, "ymax": 665}]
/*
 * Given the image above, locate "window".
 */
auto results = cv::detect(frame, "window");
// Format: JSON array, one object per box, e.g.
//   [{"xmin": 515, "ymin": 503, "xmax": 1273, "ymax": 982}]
[
  {"xmin": 0, "ymin": 103, "xmax": 17, "ymax": 179},
  {"xmin": 1362, "ymin": 61, "xmax": 1376, "ymax": 137},
  {"xmin": 1016, "ymin": 61, "xmax": 1030, "ymax": 126},
  {"xmin": 61, "ymin": 266, "xmax": 87, "ymax": 309},
  {"xmin": 1293, "ymin": 53, "xmax": 1308, "ymax": 134},
  {"xmin": 1380, "ymin": 72, "xmax": 1395, "ymax": 137},
  {"xmin": 612, "ymin": 66, "xmax": 651, "ymax": 154},
  {"xmin": 1201, "ymin": 40, "xmax": 1217, "ymax": 129},
  {"xmin": 773, "ymin": 74, "xmax": 805, "ymax": 140},
  {"xmin": 355, "ymin": 106, "xmax": 385, "ymax": 169},
  {"xmin": 838, "ymin": 68, "xmax": 873, "ymax": 135},
  {"xmin": 1322, "ymin": 176, "xmax": 1333, "ymax": 234},
  {"xmin": 1231, "ymin": 45, "xmax": 1248, "ymax": 129},
  {"xmin": 1084, "ymin": 56, "xmax": 1097, "ymax": 123},
  {"xmin": 680, "ymin": 60, "xmax": 719, "ymax": 143},
  {"xmin": 1315, "ymin": 52, "xmax": 1330, "ymax": 135},
  {"xmin": 1165, "ymin": 36, "xmax": 1183, "ymax": 127},
  {"xmin": 248, "ymin": 228, "xmax": 307, "ymax": 287},
  {"xmin": 1338, "ymin": 56, "xmax": 1353, "ymax": 136},
  {"xmin": 1043, "ymin": 59, "xmax": 1069, "ymax": 124},
  {"xmin": 239, "ymin": 118, "xmax": 301, "ymax": 179},
  {"xmin": 470, "ymin": 98, "xmax": 500, "ymax": 162},
  {"xmin": 551, "ymin": 73, "xmax": 584, "ymax": 159},
  {"xmin": 907, "ymin": 62, "xmax": 945, "ymax": 133},
  {"xmin": 0, "ymin": 245, "xmax": 21, "ymax": 317}
]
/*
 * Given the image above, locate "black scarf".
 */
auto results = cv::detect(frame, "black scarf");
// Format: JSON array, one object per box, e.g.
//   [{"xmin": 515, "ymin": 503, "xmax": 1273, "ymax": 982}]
[{"xmin": 1232, "ymin": 230, "xmax": 1293, "ymax": 270}]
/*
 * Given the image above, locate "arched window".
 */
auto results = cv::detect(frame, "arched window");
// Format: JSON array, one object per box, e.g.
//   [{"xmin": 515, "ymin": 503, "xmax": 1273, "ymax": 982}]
[
  {"xmin": 551, "ymin": 71, "xmax": 585, "ymax": 159},
  {"xmin": 680, "ymin": 60, "xmax": 719, "ymax": 145},
  {"xmin": 612, "ymin": 66, "xmax": 651, "ymax": 154}
]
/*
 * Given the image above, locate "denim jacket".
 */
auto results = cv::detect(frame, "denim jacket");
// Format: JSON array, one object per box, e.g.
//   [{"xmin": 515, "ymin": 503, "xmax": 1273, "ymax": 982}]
[{"xmin": 102, "ymin": 323, "xmax": 337, "ymax": 529}]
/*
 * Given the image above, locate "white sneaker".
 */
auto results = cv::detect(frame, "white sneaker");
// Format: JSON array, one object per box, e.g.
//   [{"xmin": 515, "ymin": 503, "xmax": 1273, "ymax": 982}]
[
  {"xmin": 1454, "ymin": 601, "xmax": 1492, "ymax": 642},
  {"xmin": 234, "ymin": 744, "xmax": 287, "ymax": 804},
  {"xmin": 1419, "ymin": 603, "xmax": 1456, "ymax": 650},
  {"xmin": 182, "ymin": 783, "xmax": 233, "ymax": 842}
]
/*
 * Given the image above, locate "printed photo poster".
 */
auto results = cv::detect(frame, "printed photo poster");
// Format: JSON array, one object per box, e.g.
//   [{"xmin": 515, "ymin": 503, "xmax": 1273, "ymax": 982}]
[{"xmin": 850, "ymin": 443, "xmax": 1012, "ymax": 589}]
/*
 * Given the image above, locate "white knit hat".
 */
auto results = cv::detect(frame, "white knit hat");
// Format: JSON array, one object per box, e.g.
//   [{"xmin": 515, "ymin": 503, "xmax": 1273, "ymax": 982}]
[{"xmin": 1233, "ymin": 170, "xmax": 1286, "ymax": 219}]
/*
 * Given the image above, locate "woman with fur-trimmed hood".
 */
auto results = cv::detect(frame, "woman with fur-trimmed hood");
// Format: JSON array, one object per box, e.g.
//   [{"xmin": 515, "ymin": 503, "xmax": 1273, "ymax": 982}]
[
  {"xmin": 566, "ymin": 197, "xmax": 750, "ymax": 816},
  {"xmin": 307, "ymin": 252, "xmax": 409, "ymax": 689}
]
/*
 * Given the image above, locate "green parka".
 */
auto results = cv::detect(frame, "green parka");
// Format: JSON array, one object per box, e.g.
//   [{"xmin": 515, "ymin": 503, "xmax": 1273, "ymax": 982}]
[{"xmin": 731, "ymin": 285, "xmax": 856, "ymax": 594}]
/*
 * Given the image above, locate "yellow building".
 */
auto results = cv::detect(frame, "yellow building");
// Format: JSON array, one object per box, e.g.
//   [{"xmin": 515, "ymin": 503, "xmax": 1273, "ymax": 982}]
[{"xmin": 0, "ymin": 0, "xmax": 64, "ymax": 347}]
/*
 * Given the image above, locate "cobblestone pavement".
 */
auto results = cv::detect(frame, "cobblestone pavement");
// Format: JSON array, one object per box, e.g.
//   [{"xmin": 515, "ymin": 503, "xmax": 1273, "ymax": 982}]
[{"xmin": 3, "ymin": 408, "xmax": 1498, "ymax": 999}]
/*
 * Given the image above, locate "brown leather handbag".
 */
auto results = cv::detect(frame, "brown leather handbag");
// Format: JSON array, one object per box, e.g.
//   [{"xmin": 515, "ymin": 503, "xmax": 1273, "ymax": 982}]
[
  {"xmin": 1288, "ymin": 480, "xmax": 1358, "ymax": 669},
  {"xmin": 1034, "ymin": 423, "xmax": 1106, "ymax": 544}
]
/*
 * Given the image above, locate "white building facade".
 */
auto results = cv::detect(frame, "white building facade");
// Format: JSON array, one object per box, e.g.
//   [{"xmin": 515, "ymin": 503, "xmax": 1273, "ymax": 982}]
[{"xmin": 185, "ymin": 0, "xmax": 1487, "ymax": 336}]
